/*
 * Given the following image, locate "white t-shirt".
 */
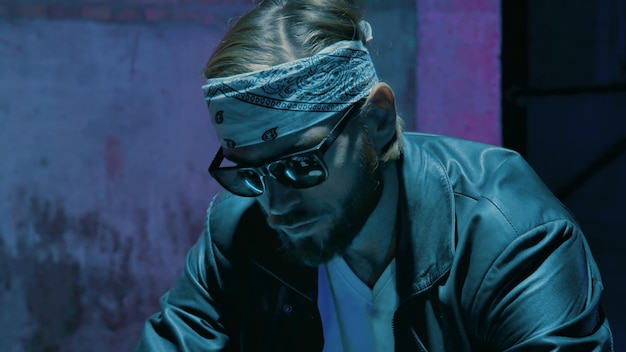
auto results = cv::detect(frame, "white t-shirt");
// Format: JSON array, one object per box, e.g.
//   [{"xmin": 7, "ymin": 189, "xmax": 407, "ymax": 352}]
[{"xmin": 317, "ymin": 256, "xmax": 399, "ymax": 352}]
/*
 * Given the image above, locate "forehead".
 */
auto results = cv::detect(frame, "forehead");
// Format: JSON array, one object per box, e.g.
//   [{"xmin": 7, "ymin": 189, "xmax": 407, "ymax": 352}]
[{"xmin": 222, "ymin": 123, "xmax": 332, "ymax": 165}]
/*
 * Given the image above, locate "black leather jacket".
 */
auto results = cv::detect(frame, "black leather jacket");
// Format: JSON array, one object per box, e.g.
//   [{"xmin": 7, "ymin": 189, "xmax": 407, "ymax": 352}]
[{"xmin": 137, "ymin": 133, "xmax": 613, "ymax": 351}]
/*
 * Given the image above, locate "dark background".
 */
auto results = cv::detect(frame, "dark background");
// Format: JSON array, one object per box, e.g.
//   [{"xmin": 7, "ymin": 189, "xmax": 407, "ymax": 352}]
[{"xmin": 503, "ymin": 0, "xmax": 626, "ymax": 348}]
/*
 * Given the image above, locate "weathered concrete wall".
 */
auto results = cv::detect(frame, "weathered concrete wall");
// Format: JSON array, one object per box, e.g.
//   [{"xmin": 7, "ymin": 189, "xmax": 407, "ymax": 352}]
[
  {"xmin": 0, "ymin": 19, "xmax": 228, "ymax": 351},
  {"xmin": 367, "ymin": 0, "xmax": 417, "ymax": 131},
  {"xmin": 0, "ymin": 2, "xmax": 258, "ymax": 350},
  {"xmin": 0, "ymin": 0, "xmax": 422, "ymax": 350},
  {"xmin": 416, "ymin": 0, "xmax": 501, "ymax": 144}
]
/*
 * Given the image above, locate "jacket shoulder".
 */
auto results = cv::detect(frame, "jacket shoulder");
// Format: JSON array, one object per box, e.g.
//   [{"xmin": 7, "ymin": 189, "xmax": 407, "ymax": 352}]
[
  {"xmin": 403, "ymin": 133, "xmax": 578, "ymax": 235},
  {"xmin": 205, "ymin": 192, "xmax": 261, "ymax": 256}
]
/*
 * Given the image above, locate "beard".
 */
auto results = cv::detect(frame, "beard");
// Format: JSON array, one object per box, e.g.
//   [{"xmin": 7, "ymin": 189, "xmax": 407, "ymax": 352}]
[{"xmin": 278, "ymin": 137, "xmax": 384, "ymax": 267}]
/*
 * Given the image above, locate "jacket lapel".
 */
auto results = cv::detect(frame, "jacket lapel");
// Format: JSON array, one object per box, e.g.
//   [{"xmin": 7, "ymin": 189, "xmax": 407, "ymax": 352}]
[{"xmin": 396, "ymin": 135, "xmax": 456, "ymax": 302}]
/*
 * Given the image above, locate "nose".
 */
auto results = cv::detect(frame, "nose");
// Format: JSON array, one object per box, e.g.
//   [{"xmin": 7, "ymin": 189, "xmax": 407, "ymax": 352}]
[{"xmin": 257, "ymin": 177, "xmax": 299, "ymax": 219}]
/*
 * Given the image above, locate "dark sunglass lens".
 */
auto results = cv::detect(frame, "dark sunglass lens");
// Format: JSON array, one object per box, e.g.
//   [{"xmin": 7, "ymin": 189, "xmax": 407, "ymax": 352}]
[
  {"xmin": 215, "ymin": 168, "xmax": 264, "ymax": 196},
  {"xmin": 240, "ymin": 169, "xmax": 264, "ymax": 191},
  {"xmin": 270, "ymin": 155, "xmax": 327, "ymax": 188}
]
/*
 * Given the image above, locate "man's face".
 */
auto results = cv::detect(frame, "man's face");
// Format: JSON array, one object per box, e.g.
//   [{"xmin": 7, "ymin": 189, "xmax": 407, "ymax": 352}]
[
  {"xmin": 275, "ymin": 131, "xmax": 383, "ymax": 266},
  {"xmin": 223, "ymin": 115, "xmax": 383, "ymax": 267}
]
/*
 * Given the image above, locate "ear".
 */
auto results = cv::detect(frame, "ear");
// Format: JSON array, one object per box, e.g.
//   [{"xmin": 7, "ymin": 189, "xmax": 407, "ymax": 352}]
[{"xmin": 363, "ymin": 82, "xmax": 397, "ymax": 155}]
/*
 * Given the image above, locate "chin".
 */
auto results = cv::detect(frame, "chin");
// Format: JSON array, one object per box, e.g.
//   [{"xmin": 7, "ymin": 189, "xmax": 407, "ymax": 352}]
[{"xmin": 279, "ymin": 223, "xmax": 353, "ymax": 267}]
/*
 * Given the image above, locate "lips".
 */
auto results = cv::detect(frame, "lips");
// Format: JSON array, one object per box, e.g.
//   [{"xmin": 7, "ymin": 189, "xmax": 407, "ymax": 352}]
[
  {"xmin": 267, "ymin": 212, "xmax": 308, "ymax": 228},
  {"xmin": 280, "ymin": 220, "xmax": 319, "ymax": 237},
  {"xmin": 268, "ymin": 216, "xmax": 321, "ymax": 237},
  {"xmin": 283, "ymin": 218, "xmax": 318, "ymax": 230}
]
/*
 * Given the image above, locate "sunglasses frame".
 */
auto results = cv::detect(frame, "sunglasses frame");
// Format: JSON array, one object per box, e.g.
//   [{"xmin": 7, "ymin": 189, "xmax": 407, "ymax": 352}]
[{"xmin": 208, "ymin": 102, "xmax": 362, "ymax": 197}]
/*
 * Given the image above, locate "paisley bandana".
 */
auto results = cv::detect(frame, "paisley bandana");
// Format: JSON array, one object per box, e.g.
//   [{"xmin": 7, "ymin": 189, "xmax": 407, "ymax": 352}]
[{"xmin": 201, "ymin": 40, "xmax": 379, "ymax": 148}]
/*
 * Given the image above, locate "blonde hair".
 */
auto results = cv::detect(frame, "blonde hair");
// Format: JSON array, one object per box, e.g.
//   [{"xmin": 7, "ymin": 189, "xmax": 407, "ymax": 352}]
[
  {"xmin": 203, "ymin": 0, "xmax": 367, "ymax": 78},
  {"xmin": 202, "ymin": 0, "xmax": 403, "ymax": 161}
]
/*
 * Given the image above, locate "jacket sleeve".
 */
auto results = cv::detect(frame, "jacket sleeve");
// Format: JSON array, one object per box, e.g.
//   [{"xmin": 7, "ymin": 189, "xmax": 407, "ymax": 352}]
[
  {"xmin": 135, "ymin": 197, "xmax": 238, "ymax": 351},
  {"xmin": 471, "ymin": 219, "xmax": 613, "ymax": 351}
]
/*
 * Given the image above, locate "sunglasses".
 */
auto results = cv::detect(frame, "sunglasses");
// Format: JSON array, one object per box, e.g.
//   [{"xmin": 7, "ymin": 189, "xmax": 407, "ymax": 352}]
[{"xmin": 208, "ymin": 102, "xmax": 361, "ymax": 197}]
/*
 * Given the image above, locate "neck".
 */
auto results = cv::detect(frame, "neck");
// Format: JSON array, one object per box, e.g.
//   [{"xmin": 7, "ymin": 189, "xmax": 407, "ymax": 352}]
[{"xmin": 342, "ymin": 162, "xmax": 399, "ymax": 287}]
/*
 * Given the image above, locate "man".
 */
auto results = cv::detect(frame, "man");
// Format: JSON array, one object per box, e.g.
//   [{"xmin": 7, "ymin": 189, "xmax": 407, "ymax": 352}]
[{"xmin": 137, "ymin": 0, "xmax": 613, "ymax": 350}]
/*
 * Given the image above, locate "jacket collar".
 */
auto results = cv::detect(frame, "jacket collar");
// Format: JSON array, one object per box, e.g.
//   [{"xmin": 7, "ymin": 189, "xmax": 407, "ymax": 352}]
[{"xmin": 395, "ymin": 135, "xmax": 456, "ymax": 302}]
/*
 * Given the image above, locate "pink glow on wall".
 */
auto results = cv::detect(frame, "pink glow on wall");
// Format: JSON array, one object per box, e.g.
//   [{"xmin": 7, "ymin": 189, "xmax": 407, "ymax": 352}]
[{"xmin": 416, "ymin": 0, "xmax": 501, "ymax": 145}]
